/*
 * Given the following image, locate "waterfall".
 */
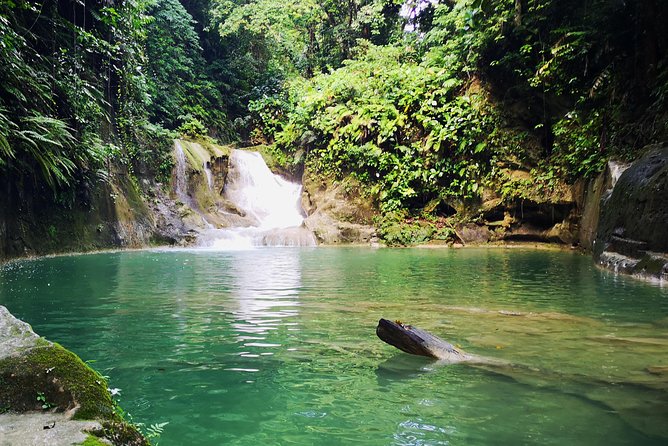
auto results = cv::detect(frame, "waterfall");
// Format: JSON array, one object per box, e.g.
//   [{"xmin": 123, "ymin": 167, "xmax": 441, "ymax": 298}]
[
  {"xmin": 204, "ymin": 162, "xmax": 214, "ymax": 190},
  {"xmin": 199, "ymin": 149, "xmax": 316, "ymax": 249},
  {"xmin": 608, "ymin": 160, "xmax": 631, "ymax": 189},
  {"xmin": 601, "ymin": 160, "xmax": 632, "ymax": 205},
  {"xmin": 174, "ymin": 140, "xmax": 189, "ymax": 203}
]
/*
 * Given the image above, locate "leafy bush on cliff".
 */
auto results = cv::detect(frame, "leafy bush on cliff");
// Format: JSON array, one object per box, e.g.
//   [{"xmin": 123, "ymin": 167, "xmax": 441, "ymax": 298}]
[
  {"xmin": 250, "ymin": 0, "xmax": 667, "ymax": 224},
  {"xmin": 271, "ymin": 43, "xmax": 497, "ymax": 213}
]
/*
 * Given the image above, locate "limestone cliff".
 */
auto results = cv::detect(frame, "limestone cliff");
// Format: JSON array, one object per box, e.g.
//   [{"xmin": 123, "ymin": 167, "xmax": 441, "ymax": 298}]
[
  {"xmin": 301, "ymin": 167, "xmax": 378, "ymax": 245},
  {"xmin": 0, "ymin": 139, "xmax": 233, "ymax": 261},
  {"xmin": 593, "ymin": 144, "xmax": 668, "ymax": 282},
  {"xmin": 0, "ymin": 165, "xmax": 186, "ymax": 260}
]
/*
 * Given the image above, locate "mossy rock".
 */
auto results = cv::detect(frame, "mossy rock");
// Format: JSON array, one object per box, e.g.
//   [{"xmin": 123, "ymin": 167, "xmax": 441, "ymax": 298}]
[
  {"xmin": 0, "ymin": 306, "xmax": 149, "ymax": 446},
  {"xmin": 595, "ymin": 144, "xmax": 668, "ymax": 257},
  {"xmin": 79, "ymin": 434, "xmax": 111, "ymax": 446},
  {"xmin": 178, "ymin": 138, "xmax": 232, "ymax": 171},
  {"xmin": 0, "ymin": 343, "xmax": 115, "ymax": 420}
]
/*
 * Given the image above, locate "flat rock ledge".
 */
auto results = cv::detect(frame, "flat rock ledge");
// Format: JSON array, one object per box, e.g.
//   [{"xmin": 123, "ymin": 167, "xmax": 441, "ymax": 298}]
[{"xmin": 0, "ymin": 305, "xmax": 149, "ymax": 446}]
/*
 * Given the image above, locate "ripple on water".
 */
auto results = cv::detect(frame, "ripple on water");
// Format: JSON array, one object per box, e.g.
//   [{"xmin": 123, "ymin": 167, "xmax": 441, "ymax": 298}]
[{"xmin": 1, "ymin": 248, "xmax": 667, "ymax": 445}]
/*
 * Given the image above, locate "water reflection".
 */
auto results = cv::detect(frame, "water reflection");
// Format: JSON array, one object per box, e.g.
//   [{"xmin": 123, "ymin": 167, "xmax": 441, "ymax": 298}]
[
  {"xmin": 2, "ymin": 248, "xmax": 667, "ymax": 445},
  {"xmin": 375, "ymin": 354, "xmax": 438, "ymax": 384},
  {"xmin": 227, "ymin": 249, "xmax": 303, "ymax": 356}
]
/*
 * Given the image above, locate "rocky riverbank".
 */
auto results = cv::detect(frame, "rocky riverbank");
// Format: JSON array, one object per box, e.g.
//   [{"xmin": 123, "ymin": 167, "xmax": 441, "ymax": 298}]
[
  {"xmin": 593, "ymin": 144, "xmax": 668, "ymax": 283},
  {"xmin": 0, "ymin": 305, "xmax": 148, "ymax": 446},
  {"xmin": 1, "ymin": 138, "xmax": 666, "ymax": 283}
]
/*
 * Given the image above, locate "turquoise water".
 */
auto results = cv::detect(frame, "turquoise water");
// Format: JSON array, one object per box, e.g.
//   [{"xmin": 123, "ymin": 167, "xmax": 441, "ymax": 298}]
[{"xmin": 1, "ymin": 247, "xmax": 667, "ymax": 445}]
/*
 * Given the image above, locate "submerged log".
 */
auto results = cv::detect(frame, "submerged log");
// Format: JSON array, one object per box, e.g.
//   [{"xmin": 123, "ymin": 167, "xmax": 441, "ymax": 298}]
[
  {"xmin": 376, "ymin": 318, "xmax": 668, "ymax": 440},
  {"xmin": 376, "ymin": 318, "xmax": 473, "ymax": 363}
]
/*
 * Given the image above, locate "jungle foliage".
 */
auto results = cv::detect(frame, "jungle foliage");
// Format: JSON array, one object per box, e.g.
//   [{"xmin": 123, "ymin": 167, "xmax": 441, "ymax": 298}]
[
  {"xmin": 0, "ymin": 0, "xmax": 167, "ymax": 203},
  {"xmin": 1, "ymin": 0, "xmax": 666, "ymax": 226},
  {"xmin": 0, "ymin": 0, "xmax": 224, "ymax": 202},
  {"xmin": 253, "ymin": 0, "xmax": 668, "ymax": 213}
]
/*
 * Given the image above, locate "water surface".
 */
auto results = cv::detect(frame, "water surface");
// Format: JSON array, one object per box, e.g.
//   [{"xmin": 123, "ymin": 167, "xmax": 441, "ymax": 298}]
[{"xmin": 1, "ymin": 248, "xmax": 667, "ymax": 445}]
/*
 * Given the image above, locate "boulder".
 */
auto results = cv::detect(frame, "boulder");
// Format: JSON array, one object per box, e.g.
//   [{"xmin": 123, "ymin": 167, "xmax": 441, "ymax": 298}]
[
  {"xmin": 0, "ymin": 305, "xmax": 148, "ymax": 446},
  {"xmin": 594, "ymin": 143, "xmax": 668, "ymax": 281},
  {"xmin": 302, "ymin": 169, "xmax": 377, "ymax": 244}
]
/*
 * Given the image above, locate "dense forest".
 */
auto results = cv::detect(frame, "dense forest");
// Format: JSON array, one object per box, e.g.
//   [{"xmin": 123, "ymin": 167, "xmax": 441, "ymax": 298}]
[{"xmin": 1, "ymin": 0, "xmax": 666, "ymax": 245}]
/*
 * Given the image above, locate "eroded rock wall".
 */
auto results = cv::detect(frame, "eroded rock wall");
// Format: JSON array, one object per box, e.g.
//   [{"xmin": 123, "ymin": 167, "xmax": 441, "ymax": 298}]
[
  {"xmin": 301, "ymin": 167, "xmax": 378, "ymax": 244},
  {"xmin": 0, "ymin": 138, "xmax": 234, "ymax": 261},
  {"xmin": 0, "ymin": 173, "xmax": 152, "ymax": 260},
  {"xmin": 593, "ymin": 144, "xmax": 668, "ymax": 281}
]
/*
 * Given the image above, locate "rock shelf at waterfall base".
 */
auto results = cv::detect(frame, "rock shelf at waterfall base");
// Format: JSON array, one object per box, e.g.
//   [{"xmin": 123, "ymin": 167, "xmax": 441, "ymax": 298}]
[
  {"xmin": 0, "ymin": 305, "xmax": 149, "ymax": 446},
  {"xmin": 1, "ymin": 138, "xmax": 667, "ymax": 287}
]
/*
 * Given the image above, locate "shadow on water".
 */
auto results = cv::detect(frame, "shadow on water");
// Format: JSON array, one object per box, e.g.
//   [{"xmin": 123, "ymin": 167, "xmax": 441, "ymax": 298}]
[{"xmin": 375, "ymin": 354, "xmax": 441, "ymax": 384}]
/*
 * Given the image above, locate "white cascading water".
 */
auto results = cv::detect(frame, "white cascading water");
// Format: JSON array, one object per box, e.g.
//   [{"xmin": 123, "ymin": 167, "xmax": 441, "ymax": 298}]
[
  {"xmin": 204, "ymin": 162, "xmax": 214, "ymax": 190},
  {"xmin": 174, "ymin": 140, "xmax": 190, "ymax": 203},
  {"xmin": 200, "ymin": 150, "xmax": 316, "ymax": 249},
  {"xmin": 608, "ymin": 160, "xmax": 631, "ymax": 189}
]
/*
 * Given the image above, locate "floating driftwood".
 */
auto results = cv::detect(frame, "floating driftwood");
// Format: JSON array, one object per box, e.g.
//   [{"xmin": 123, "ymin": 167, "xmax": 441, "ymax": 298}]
[{"xmin": 376, "ymin": 318, "xmax": 475, "ymax": 363}]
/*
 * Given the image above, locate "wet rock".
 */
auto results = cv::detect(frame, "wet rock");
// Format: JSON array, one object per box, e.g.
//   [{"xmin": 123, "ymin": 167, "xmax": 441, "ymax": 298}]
[
  {"xmin": 304, "ymin": 212, "xmax": 376, "ymax": 244},
  {"xmin": 0, "ymin": 306, "xmax": 41, "ymax": 358},
  {"xmin": 647, "ymin": 366, "xmax": 668, "ymax": 376},
  {"xmin": 578, "ymin": 172, "xmax": 606, "ymax": 250},
  {"xmin": 302, "ymin": 170, "xmax": 377, "ymax": 245},
  {"xmin": 456, "ymin": 223, "xmax": 492, "ymax": 243},
  {"xmin": 594, "ymin": 143, "xmax": 668, "ymax": 281}
]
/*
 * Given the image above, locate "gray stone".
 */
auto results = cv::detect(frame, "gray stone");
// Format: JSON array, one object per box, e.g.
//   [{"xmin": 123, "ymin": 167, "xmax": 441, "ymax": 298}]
[
  {"xmin": 0, "ymin": 306, "xmax": 44, "ymax": 360},
  {"xmin": 0, "ymin": 307, "xmax": 102, "ymax": 445},
  {"xmin": 594, "ymin": 143, "xmax": 668, "ymax": 281},
  {"xmin": 0, "ymin": 306, "xmax": 148, "ymax": 446},
  {"xmin": 302, "ymin": 170, "xmax": 377, "ymax": 245},
  {"xmin": 0, "ymin": 412, "xmax": 104, "ymax": 446}
]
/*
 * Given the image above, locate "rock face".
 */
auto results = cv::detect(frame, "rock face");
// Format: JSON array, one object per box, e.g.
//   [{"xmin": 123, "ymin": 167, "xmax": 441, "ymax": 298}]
[
  {"xmin": 0, "ymin": 305, "xmax": 41, "ymax": 357},
  {"xmin": 0, "ymin": 305, "xmax": 148, "ymax": 446},
  {"xmin": 594, "ymin": 144, "xmax": 668, "ymax": 281},
  {"xmin": 0, "ymin": 413, "xmax": 103, "ymax": 446},
  {"xmin": 301, "ymin": 168, "xmax": 377, "ymax": 244},
  {"xmin": 0, "ymin": 164, "xmax": 190, "ymax": 260},
  {"xmin": 0, "ymin": 138, "xmax": 235, "ymax": 261},
  {"xmin": 453, "ymin": 180, "xmax": 580, "ymax": 245},
  {"xmin": 577, "ymin": 171, "xmax": 607, "ymax": 251}
]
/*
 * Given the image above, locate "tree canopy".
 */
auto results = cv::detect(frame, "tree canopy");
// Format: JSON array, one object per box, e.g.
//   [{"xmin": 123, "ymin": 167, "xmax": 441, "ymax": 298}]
[{"xmin": 1, "ymin": 0, "xmax": 666, "ymax": 224}]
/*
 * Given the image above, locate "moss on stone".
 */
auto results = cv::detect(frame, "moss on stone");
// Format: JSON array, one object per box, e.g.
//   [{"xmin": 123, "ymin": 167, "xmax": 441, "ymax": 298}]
[
  {"xmin": 95, "ymin": 421, "xmax": 151, "ymax": 446},
  {"xmin": 0, "ymin": 342, "xmax": 114, "ymax": 420},
  {"xmin": 78, "ymin": 434, "xmax": 110, "ymax": 446},
  {"xmin": 0, "ymin": 340, "xmax": 149, "ymax": 445},
  {"xmin": 179, "ymin": 139, "xmax": 226, "ymax": 172},
  {"xmin": 181, "ymin": 137, "xmax": 232, "ymax": 159}
]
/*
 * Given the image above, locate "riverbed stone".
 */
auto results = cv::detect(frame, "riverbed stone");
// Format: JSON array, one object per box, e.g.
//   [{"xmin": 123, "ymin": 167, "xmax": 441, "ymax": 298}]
[
  {"xmin": 0, "ymin": 305, "xmax": 42, "ymax": 358},
  {"xmin": 0, "ymin": 412, "xmax": 104, "ymax": 446},
  {"xmin": 0, "ymin": 305, "xmax": 148, "ymax": 446}
]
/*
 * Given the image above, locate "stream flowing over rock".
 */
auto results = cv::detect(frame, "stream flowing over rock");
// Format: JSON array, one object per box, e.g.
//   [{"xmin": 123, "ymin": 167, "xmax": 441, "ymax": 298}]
[
  {"xmin": 594, "ymin": 143, "xmax": 668, "ymax": 281},
  {"xmin": 196, "ymin": 149, "xmax": 316, "ymax": 248}
]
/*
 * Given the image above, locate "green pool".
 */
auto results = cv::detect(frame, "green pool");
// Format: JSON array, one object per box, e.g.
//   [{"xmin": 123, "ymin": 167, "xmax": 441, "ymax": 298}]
[{"xmin": 1, "ymin": 247, "xmax": 667, "ymax": 445}]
